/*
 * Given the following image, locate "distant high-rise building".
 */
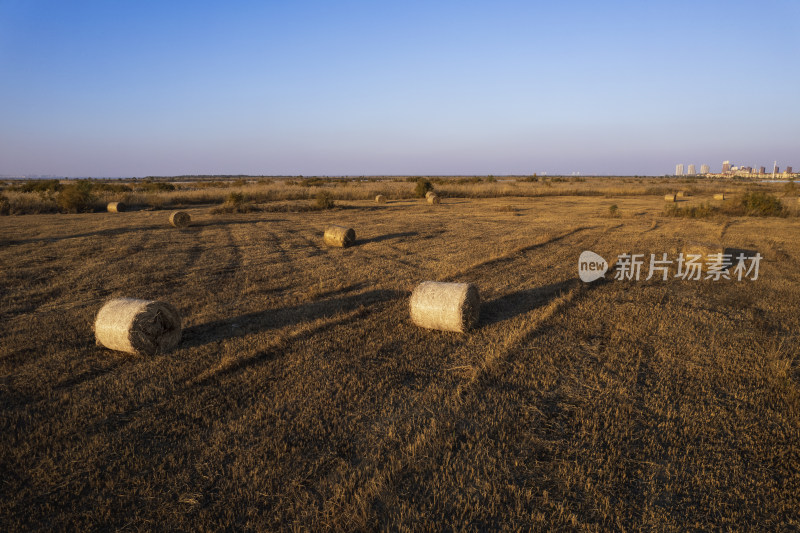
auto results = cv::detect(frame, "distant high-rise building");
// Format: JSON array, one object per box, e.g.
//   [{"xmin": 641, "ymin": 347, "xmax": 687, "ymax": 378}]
[
  {"xmin": 687, "ymin": 164, "xmax": 696, "ymax": 175},
  {"xmin": 774, "ymin": 163, "xmax": 780, "ymax": 174},
  {"xmin": 759, "ymin": 166, "xmax": 766, "ymax": 174},
  {"xmin": 786, "ymin": 166, "xmax": 793, "ymax": 174},
  {"xmin": 722, "ymin": 161, "xmax": 731, "ymax": 174},
  {"xmin": 675, "ymin": 164, "xmax": 684, "ymax": 176},
  {"xmin": 700, "ymin": 164, "xmax": 709, "ymax": 174}
]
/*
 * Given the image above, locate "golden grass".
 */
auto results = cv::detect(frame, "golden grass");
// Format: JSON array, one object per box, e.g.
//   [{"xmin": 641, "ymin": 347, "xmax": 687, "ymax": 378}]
[
  {"xmin": 1, "ymin": 176, "xmax": 791, "ymax": 215},
  {"xmin": 0, "ymin": 189, "xmax": 798, "ymax": 530}
]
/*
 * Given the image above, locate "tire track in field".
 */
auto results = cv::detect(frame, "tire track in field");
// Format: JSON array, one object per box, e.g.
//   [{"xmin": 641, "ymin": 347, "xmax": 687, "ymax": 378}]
[
  {"xmin": 26, "ymin": 289, "xmax": 400, "ymax": 479},
  {"xmin": 167, "ymin": 229, "xmax": 607, "ymax": 527},
  {"xmin": 441, "ymin": 226, "xmax": 594, "ymax": 282},
  {"xmin": 0, "ymin": 226, "xmax": 166, "ymax": 374},
  {"xmin": 331, "ymin": 224, "xmax": 622, "ymax": 527}
]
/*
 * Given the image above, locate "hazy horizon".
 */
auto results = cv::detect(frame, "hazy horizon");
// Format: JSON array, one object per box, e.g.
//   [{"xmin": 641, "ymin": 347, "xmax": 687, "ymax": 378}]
[{"xmin": 1, "ymin": 0, "xmax": 798, "ymax": 177}]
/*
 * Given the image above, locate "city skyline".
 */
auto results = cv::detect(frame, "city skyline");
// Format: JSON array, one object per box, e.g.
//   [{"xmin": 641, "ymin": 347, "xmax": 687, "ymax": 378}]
[
  {"xmin": 1, "ymin": 1, "xmax": 799, "ymax": 177},
  {"xmin": 673, "ymin": 159, "xmax": 796, "ymax": 176}
]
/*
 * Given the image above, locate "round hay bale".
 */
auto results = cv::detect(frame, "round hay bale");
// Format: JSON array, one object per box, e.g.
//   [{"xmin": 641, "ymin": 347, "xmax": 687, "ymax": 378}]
[
  {"xmin": 169, "ymin": 211, "xmax": 191, "ymax": 228},
  {"xmin": 797, "ymin": 197, "xmax": 800, "ymax": 204},
  {"xmin": 664, "ymin": 194, "xmax": 677, "ymax": 202},
  {"xmin": 375, "ymin": 194, "xmax": 387, "ymax": 203},
  {"xmin": 324, "ymin": 224, "xmax": 356, "ymax": 247},
  {"xmin": 94, "ymin": 297, "xmax": 181, "ymax": 355},
  {"xmin": 425, "ymin": 190, "xmax": 436, "ymax": 199},
  {"xmin": 676, "ymin": 191, "xmax": 688, "ymax": 198},
  {"xmin": 427, "ymin": 194, "xmax": 441, "ymax": 205},
  {"xmin": 107, "ymin": 201, "xmax": 126, "ymax": 213},
  {"xmin": 410, "ymin": 281, "xmax": 480, "ymax": 333},
  {"xmin": 713, "ymin": 193, "xmax": 726, "ymax": 200}
]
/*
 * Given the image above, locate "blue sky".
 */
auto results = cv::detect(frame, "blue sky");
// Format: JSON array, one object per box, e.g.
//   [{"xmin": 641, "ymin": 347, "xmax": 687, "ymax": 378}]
[{"xmin": 0, "ymin": 0, "xmax": 798, "ymax": 176}]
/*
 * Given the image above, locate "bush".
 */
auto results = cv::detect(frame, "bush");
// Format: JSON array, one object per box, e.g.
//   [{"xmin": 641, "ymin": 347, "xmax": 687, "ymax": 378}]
[
  {"xmin": 58, "ymin": 180, "xmax": 96, "ymax": 213},
  {"xmin": 227, "ymin": 192, "xmax": 245, "ymax": 206},
  {"xmin": 210, "ymin": 191, "xmax": 259, "ymax": 214},
  {"xmin": 197, "ymin": 181, "xmax": 231, "ymax": 189},
  {"xmin": 300, "ymin": 178, "xmax": 333, "ymax": 187},
  {"xmin": 0, "ymin": 194, "xmax": 10, "ymax": 215},
  {"xmin": 414, "ymin": 178, "xmax": 433, "ymax": 198},
  {"xmin": 663, "ymin": 192, "xmax": 787, "ymax": 218},
  {"xmin": 663, "ymin": 202, "xmax": 719, "ymax": 218},
  {"xmin": 16, "ymin": 179, "xmax": 62, "ymax": 193},
  {"xmin": 138, "ymin": 181, "xmax": 175, "ymax": 192},
  {"xmin": 739, "ymin": 191, "xmax": 785, "ymax": 216},
  {"xmin": 92, "ymin": 182, "xmax": 132, "ymax": 193},
  {"xmin": 608, "ymin": 204, "xmax": 619, "ymax": 217},
  {"xmin": 314, "ymin": 191, "xmax": 335, "ymax": 209}
]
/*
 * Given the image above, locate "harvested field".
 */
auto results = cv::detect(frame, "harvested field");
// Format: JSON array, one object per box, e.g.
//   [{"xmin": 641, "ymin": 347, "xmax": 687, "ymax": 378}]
[{"xmin": 1, "ymin": 191, "xmax": 799, "ymax": 530}]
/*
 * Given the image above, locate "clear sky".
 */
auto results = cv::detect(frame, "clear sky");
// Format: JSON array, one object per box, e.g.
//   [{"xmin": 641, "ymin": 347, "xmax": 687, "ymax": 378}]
[{"xmin": 0, "ymin": 0, "xmax": 798, "ymax": 177}]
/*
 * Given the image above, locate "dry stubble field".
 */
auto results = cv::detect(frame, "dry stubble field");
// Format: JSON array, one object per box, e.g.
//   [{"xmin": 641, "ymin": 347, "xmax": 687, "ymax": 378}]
[{"xmin": 1, "ymin": 190, "xmax": 799, "ymax": 530}]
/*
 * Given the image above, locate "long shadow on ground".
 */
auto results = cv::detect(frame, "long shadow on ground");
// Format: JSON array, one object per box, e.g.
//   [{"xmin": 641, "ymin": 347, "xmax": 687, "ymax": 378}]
[
  {"xmin": 359, "ymin": 232, "xmax": 419, "ymax": 245},
  {"xmin": 480, "ymin": 271, "xmax": 619, "ymax": 327},
  {"xmin": 3, "ymin": 225, "xmax": 164, "ymax": 246},
  {"xmin": 181, "ymin": 285, "xmax": 400, "ymax": 349},
  {"xmin": 480, "ymin": 279, "xmax": 578, "ymax": 327}
]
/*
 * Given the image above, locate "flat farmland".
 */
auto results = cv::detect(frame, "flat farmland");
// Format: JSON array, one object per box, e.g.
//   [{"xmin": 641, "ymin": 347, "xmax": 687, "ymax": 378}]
[{"xmin": 1, "ymin": 192, "xmax": 799, "ymax": 530}]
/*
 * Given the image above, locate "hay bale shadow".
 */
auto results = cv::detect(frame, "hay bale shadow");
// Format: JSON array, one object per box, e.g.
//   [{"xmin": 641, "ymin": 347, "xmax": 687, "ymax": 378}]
[
  {"xmin": 359, "ymin": 232, "xmax": 418, "ymax": 245},
  {"xmin": 182, "ymin": 286, "xmax": 396, "ymax": 349},
  {"xmin": 481, "ymin": 279, "xmax": 576, "ymax": 326}
]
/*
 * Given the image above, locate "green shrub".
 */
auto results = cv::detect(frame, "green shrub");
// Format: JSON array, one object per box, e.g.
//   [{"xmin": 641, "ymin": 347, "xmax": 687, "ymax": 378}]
[
  {"xmin": 739, "ymin": 191, "xmax": 785, "ymax": 216},
  {"xmin": 0, "ymin": 194, "xmax": 10, "ymax": 215},
  {"xmin": 314, "ymin": 191, "xmax": 335, "ymax": 209},
  {"xmin": 414, "ymin": 178, "xmax": 433, "ymax": 198},
  {"xmin": 58, "ymin": 180, "xmax": 96, "ymax": 213},
  {"xmin": 663, "ymin": 193, "xmax": 787, "ymax": 218},
  {"xmin": 608, "ymin": 204, "xmax": 619, "ymax": 217},
  {"xmin": 663, "ymin": 202, "xmax": 718, "ymax": 218}
]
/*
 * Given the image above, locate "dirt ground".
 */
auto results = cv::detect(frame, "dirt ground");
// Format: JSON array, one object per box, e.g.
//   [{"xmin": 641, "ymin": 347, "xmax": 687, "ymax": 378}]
[{"xmin": 1, "ymin": 192, "xmax": 798, "ymax": 530}]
